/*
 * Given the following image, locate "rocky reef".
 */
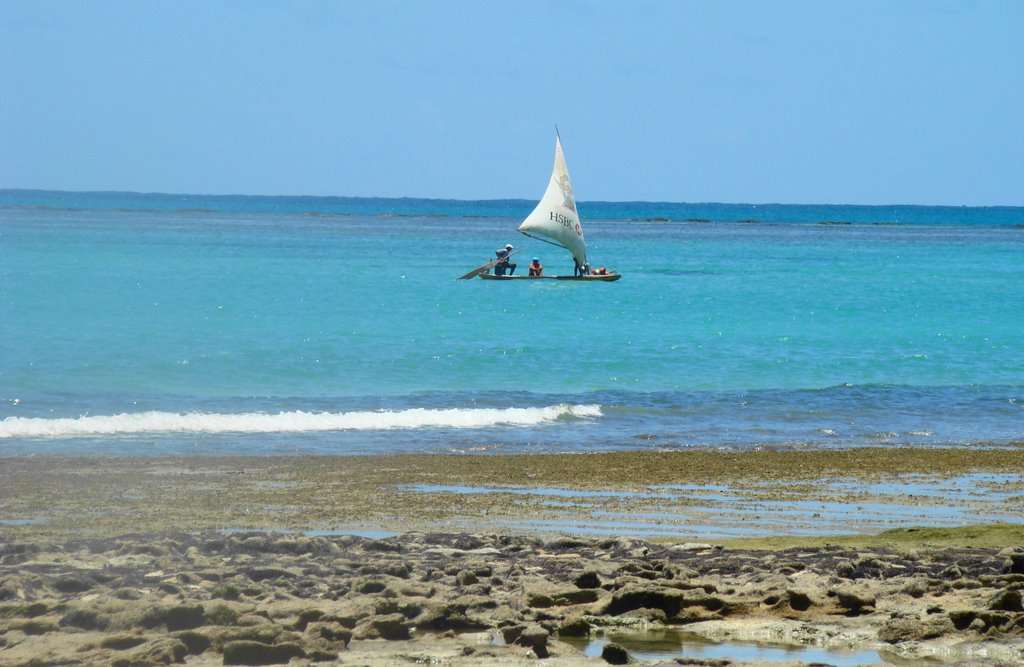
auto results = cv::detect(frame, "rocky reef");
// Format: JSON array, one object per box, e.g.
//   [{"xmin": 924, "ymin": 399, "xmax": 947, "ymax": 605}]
[{"xmin": 3, "ymin": 532, "xmax": 1024, "ymax": 665}]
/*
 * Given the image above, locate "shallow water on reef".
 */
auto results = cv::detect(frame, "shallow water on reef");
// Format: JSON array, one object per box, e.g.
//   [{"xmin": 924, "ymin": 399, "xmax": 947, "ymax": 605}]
[
  {"xmin": 563, "ymin": 629, "xmax": 893, "ymax": 665},
  {"xmin": 403, "ymin": 472, "xmax": 1024, "ymax": 538}
]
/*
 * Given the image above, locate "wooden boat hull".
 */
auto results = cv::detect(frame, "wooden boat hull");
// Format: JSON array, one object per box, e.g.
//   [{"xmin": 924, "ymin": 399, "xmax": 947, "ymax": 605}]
[{"xmin": 479, "ymin": 273, "xmax": 620, "ymax": 282}]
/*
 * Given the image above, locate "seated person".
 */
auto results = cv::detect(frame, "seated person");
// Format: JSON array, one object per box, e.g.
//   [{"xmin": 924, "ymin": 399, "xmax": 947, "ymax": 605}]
[{"xmin": 528, "ymin": 257, "xmax": 543, "ymax": 276}]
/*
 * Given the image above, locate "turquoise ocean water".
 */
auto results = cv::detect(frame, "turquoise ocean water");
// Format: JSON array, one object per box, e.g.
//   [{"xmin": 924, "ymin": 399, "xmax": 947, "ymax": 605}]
[{"xmin": 2, "ymin": 190, "xmax": 1023, "ymax": 455}]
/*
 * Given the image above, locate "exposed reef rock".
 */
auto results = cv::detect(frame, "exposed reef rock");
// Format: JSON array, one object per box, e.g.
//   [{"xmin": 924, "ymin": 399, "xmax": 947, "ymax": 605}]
[{"xmin": 2, "ymin": 533, "xmax": 1024, "ymax": 665}]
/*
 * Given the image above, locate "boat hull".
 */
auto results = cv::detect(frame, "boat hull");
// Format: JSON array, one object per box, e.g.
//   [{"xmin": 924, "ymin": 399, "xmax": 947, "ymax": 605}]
[{"xmin": 479, "ymin": 273, "xmax": 620, "ymax": 282}]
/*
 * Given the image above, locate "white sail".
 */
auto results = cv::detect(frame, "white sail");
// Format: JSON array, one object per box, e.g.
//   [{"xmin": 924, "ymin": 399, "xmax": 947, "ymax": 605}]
[{"xmin": 516, "ymin": 133, "xmax": 587, "ymax": 266}]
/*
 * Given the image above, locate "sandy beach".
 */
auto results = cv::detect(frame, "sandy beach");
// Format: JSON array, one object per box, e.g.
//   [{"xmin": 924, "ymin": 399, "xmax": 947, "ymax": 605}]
[{"xmin": 2, "ymin": 448, "xmax": 1024, "ymax": 666}]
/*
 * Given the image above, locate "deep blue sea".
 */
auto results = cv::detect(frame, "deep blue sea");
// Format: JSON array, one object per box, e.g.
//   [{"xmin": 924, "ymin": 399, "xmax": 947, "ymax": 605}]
[{"xmin": 2, "ymin": 190, "xmax": 1023, "ymax": 455}]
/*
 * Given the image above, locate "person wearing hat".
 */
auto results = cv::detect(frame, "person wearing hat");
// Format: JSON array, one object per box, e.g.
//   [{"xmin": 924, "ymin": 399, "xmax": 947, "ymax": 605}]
[
  {"xmin": 528, "ymin": 256, "xmax": 543, "ymax": 277},
  {"xmin": 494, "ymin": 243, "xmax": 517, "ymax": 276}
]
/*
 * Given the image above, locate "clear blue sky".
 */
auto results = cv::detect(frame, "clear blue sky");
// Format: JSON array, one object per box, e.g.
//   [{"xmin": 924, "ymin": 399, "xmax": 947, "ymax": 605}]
[{"xmin": 2, "ymin": 1, "xmax": 1021, "ymax": 205}]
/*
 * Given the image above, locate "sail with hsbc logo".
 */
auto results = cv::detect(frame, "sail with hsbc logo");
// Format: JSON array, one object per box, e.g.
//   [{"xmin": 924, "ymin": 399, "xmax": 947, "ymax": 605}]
[{"xmin": 517, "ymin": 130, "xmax": 587, "ymax": 266}]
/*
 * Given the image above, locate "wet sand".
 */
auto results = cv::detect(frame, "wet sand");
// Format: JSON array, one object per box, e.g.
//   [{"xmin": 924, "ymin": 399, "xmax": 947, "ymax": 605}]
[
  {"xmin": 2, "ymin": 448, "xmax": 1023, "ymax": 540},
  {"xmin": 2, "ymin": 448, "xmax": 1024, "ymax": 665}
]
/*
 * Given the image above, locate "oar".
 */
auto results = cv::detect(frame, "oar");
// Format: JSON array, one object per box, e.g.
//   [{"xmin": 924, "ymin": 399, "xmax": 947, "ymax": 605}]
[{"xmin": 457, "ymin": 248, "xmax": 523, "ymax": 280}]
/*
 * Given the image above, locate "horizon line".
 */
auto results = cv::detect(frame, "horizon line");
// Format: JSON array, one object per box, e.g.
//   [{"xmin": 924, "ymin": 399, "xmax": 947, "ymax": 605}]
[{"xmin": 2, "ymin": 187, "xmax": 1021, "ymax": 210}]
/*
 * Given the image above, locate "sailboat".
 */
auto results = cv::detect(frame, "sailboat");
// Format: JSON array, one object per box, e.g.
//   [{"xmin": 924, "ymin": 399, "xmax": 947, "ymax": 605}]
[{"xmin": 472, "ymin": 131, "xmax": 620, "ymax": 282}]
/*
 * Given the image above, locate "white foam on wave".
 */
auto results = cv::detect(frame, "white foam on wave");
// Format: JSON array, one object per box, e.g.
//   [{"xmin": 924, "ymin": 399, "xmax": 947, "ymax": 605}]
[{"xmin": 0, "ymin": 404, "xmax": 602, "ymax": 439}]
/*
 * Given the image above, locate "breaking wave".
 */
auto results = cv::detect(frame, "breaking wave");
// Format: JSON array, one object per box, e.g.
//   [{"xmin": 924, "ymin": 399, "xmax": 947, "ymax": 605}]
[{"xmin": 0, "ymin": 404, "xmax": 602, "ymax": 439}]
